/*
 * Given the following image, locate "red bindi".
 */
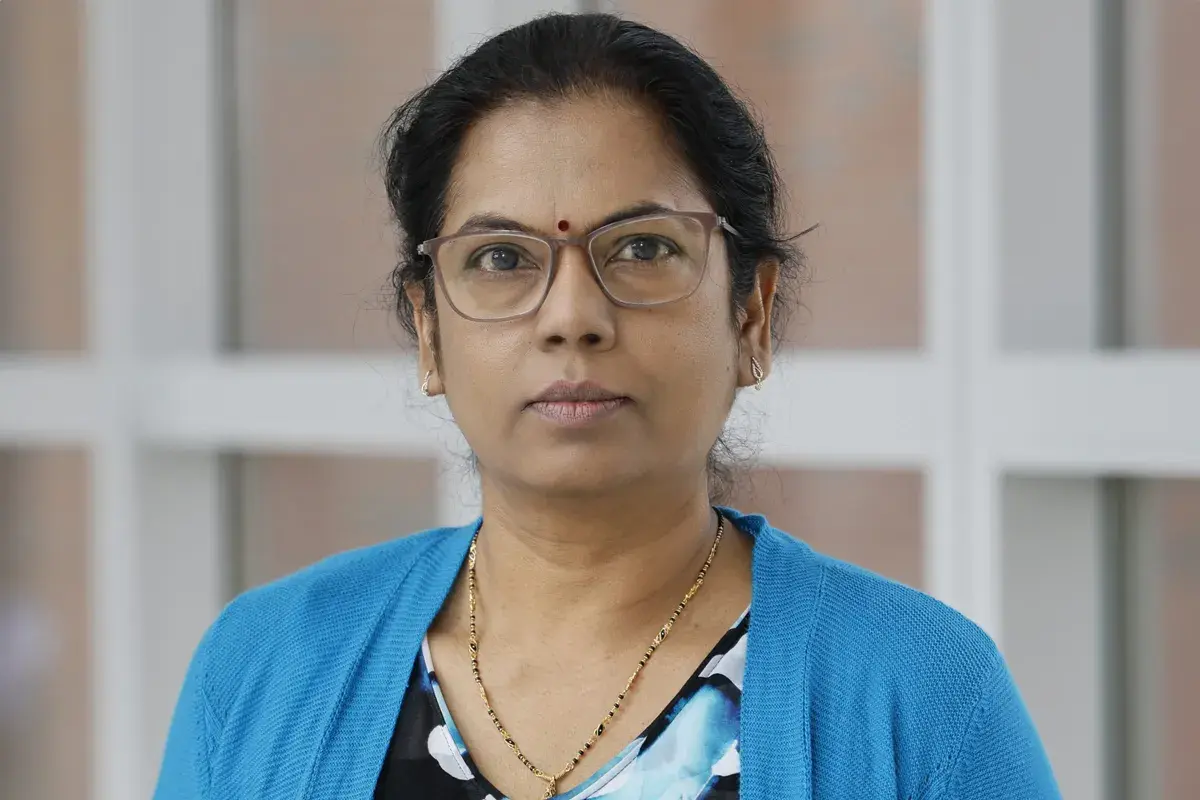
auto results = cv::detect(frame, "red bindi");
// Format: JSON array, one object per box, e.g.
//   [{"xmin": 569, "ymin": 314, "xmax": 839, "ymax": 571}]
[{"xmin": 557, "ymin": 219, "xmax": 570, "ymax": 232}]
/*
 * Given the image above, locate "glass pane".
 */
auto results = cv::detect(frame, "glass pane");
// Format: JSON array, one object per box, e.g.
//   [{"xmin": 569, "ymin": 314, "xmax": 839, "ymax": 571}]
[
  {"xmin": 232, "ymin": 1, "xmax": 436, "ymax": 351},
  {"xmin": 619, "ymin": 0, "xmax": 923, "ymax": 348},
  {"xmin": 1127, "ymin": 1, "xmax": 1200, "ymax": 348},
  {"xmin": 0, "ymin": 1, "xmax": 86, "ymax": 352},
  {"xmin": 235, "ymin": 453, "xmax": 441, "ymax": 590},
  {"xmin": 0, "ymin": 449, "xmax": 90, "ymax": 799},
  {"xmin": 730, "ymin": 467, "xmax": 923, "ymax": 588},
  {"xmin": 1001, "ymin": 477, "xmax": 1200, "ymax": 798},
  {"xmin": 1000, "ymin": 476, "xmax": 1106, "ymax": 797}
]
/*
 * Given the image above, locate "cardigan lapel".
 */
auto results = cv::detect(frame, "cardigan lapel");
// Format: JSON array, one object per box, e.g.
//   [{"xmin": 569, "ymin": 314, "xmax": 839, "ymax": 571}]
[
  {"xmin": 302, "ymin": 521, "xmax": 477, "ymax": 800},
  {"xmin": 728, "ymin": 509, "xmax": 825, "ymax": 800}
]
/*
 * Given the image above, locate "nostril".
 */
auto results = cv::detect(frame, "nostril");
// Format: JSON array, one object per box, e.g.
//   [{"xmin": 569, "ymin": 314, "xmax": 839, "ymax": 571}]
[{"xmin": 582, "ymin": 332, "xmax": 602, "ymax": 345}]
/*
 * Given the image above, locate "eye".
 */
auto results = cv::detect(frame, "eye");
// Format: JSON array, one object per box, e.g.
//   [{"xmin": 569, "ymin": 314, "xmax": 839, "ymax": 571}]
[
  {"xmin": 469, "ymin": 244, "xmax": 530, "ymax": 272},
  {"xmin": 614, "ymin": 236, "xmax": 676, "ymax": 262}
]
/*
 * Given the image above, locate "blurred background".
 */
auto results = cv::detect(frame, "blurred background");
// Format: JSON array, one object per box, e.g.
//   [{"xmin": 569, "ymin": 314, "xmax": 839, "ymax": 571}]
[{"xmin": 0, "ymin": 0, "xmax": 1197, "ymax": 798}]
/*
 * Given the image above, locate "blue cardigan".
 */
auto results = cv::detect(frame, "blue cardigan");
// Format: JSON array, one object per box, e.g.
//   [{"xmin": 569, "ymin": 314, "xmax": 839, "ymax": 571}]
[{"xmin": 155, "ymin": 510, "xmax": 1060, "ymax": 799}]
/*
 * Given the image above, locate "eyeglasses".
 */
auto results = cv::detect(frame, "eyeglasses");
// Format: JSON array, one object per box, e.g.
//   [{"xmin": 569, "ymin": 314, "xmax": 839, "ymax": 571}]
[{"xmin": 417, "ymin": 211, "xmax": 739, "ymax": 322}]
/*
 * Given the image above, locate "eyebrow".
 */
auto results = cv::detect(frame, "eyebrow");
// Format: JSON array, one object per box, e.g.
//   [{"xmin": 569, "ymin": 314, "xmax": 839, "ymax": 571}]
[
  {"xmin": 454, "ymin": 201, "xmax": 678, "ymax": 236},
  {"xmin": 455, "ymin": 213, "xmax": 537, "ymax": 235}
]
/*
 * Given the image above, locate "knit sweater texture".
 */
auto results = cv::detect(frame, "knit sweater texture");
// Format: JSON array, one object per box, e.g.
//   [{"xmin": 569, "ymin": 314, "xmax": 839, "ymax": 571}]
[{"xmin": 154, "ymin": 509, "xmax": 1060, "ymax": 799}]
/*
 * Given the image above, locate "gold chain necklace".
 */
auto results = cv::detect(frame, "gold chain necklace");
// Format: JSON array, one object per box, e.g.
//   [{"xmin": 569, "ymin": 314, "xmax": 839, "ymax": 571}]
[{"xmin": 466, "ymin": 513, "xmax": 725, "ymax": 799}]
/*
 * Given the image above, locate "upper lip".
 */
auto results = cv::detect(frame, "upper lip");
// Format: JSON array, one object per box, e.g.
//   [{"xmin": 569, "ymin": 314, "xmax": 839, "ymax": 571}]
[{"xmin": 529, "ymin": 380, "xmax": 628, "ymax": 404}]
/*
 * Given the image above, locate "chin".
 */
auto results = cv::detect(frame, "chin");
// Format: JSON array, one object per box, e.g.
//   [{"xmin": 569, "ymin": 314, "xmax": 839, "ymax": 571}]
[{"xmin": 511, "ymin": 447, "xmax": 649, "ymax": 498}]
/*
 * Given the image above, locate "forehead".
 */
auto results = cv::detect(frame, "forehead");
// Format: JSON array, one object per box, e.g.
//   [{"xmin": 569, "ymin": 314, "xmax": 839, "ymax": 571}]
[{"xmin": 442, "ymin": 94, "xmax": 710, "ymax": 235}]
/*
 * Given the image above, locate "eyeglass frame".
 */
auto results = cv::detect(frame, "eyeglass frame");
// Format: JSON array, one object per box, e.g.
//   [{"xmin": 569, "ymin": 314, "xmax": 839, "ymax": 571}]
[{"xmin": 415, "ymin": 210, "xmax": 740, "ymax": 323}]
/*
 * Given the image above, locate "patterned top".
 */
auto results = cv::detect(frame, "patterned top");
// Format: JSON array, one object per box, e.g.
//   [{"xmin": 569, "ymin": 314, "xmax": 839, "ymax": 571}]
[{"xmin": 374, "ymin": 610, "xmax": 749, "ymax": 799}]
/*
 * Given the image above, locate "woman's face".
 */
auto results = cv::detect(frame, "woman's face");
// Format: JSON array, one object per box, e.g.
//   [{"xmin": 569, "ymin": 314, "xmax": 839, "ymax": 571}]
[{"xmin": 410, "ymin": 95, "xmax": 775, "ymax": 497}]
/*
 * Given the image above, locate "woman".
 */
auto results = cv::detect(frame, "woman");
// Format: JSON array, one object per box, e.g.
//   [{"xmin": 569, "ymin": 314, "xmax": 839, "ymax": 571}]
[{"xmin": 156, "ymin": 13, "xmax": 1059, "ymax": 800}]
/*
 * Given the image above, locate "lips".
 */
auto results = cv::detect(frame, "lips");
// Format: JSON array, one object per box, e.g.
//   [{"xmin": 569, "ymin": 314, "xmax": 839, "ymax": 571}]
[
  {"xmin": 528, "ymin": 380, "xmax": 626, "ymax": 404},
  {"xmin": 526, "ymin": 381, "xmax": 631, "ymax": 427}
]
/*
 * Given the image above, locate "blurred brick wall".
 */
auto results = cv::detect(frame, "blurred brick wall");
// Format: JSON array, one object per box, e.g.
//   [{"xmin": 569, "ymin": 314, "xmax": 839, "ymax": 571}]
[
  {"xmin": 0, "ymin": 451, "xmax": 90, "ymax": 800},
  {"xmin": 623, "ymin": 0, "xmax": 923, "ymax": 349},
  {"xmin": 0, "ymin": 0, "xmax": 84, "ymax": 352},
  {"xmin": 1158, "ymin": 482, "xmax": 1200, "ymax": 798},
  {"xmin": 1154, "ymin": 0, "xmax": 1200, "ymax": 348},
  {"xmin": 233, "ymin": 0, "xmax": 434, "ymax": 351},
  {"xmin": 1150, "ymin": 2, "xmax": 1200, "ymax": 796},
  {"xmin": 0, "ymin": 2, "xmax": 90, "ymax": 798}
]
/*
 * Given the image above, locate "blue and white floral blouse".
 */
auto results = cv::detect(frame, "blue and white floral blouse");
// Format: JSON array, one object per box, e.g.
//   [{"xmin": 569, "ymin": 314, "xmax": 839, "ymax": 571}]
[{"xmin": 374, "ymin": 610, "xmax": 749, "ymax": 799}]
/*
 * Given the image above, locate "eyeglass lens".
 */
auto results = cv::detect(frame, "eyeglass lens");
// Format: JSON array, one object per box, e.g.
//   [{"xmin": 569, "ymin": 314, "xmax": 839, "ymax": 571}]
[{"xmin": 435, "ymin": 215, "xmax": 711, "ymax": 320}]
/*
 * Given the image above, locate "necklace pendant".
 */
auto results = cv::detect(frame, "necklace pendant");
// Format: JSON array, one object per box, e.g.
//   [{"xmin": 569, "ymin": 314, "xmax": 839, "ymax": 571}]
[{"xmin": 542, "ymin": 778, "xmax": 556, "ymax": 799}]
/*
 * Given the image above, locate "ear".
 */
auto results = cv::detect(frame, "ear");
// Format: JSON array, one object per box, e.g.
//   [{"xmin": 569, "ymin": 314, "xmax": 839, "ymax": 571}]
[
  {"xmin": 738, "ymin": 259, "xmax": 779, "ymax": 389},
  {"xmin": 405, "ymin": 282, "xmax": 442, "ymax": 397}
]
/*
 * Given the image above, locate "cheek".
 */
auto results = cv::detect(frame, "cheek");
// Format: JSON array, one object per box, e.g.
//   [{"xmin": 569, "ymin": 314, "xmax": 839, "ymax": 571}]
[
  {"xmin": 680, "ymin": 270, "xmax": 739, "ymax": 366},
  {"xmin": 431, "ymin": 282, "xmax": 512, "ymax": 375},
  {"xmin": 437, "ymin": 314, "xmax": 521, "ymax": 387},
  {"xmin": 434, "ymin": 316, "xmax": 535, "ymax": 455},
  {"xmin": 637, "ymin": 294, "xmax": 739, "ymax": 410}
]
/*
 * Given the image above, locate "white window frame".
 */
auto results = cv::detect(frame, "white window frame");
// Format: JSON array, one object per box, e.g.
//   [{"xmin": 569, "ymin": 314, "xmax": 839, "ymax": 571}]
[{"xmin": 1, "ymin": 1, "xmax": 1197, "ymax": 797}]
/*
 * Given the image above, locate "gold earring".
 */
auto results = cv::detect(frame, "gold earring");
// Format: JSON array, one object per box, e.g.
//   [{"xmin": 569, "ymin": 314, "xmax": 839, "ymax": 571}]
[
  {"xmin": 420, "ymin": 370, "xmax": 433, "ymax": 397},
  {"xmin": 751, "ymin": 357, "xmax": 765, "ymax": 391}
]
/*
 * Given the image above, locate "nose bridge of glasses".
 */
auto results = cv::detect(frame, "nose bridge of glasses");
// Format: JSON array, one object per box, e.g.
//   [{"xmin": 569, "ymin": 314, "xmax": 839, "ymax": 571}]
[
  {"xmin": 547, "ymin": 231, "xmax": 593, "ymax": 249},
  {"xmin": 545, "ymin": 235, "xmax": 606, "ymax": 293},
  {"xmin": 545, "ymin": 233, "xmax": 596, "ymax": 266}
]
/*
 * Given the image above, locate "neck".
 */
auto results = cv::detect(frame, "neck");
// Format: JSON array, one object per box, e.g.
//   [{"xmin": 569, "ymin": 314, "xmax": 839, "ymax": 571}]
[{"xmin": 465, "ymin": 474, "xmax": 720, "ymax": 643}]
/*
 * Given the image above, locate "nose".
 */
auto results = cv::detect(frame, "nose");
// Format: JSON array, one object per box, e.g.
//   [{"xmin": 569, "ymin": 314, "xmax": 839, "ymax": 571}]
[{"xmin": 533, "ymin": 244, "xmax": 616, "ymax": 352}]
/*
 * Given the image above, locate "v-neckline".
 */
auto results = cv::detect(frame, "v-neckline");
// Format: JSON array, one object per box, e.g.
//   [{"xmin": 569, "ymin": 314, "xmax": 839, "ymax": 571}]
[{"xmin": 412, "ymin": 607, "xmax": 750, "ymax": 799}]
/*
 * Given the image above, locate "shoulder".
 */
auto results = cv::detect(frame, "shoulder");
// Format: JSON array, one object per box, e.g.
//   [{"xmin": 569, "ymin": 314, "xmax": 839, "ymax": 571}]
[
  {"xmin": 810, "ymin": 551, "xmax": 1000, "ymax": 680},
  {"xmin": 806, "ymin": 547, "xmax": 1006, "ymax": 794},
  {"xmin": 800, "ymin": 549, "xmax": 1058, "ymax": 798},
  {"xmin": 197, "ymin": 524, "xmax": 472, "ymax": 718},
  {"xmin": 743, "ymin": 515, "xmax": 1010, "ymax": 795},
  {"xmin": 731, "ymin": 507, "xmax": 996, "ymax": 679},
  {"xmin": 730, "ymin": 508, "xmax": 1000, "ymax": 693},
  {"xmin": 208, "ymin": 524, "xmax": 455, "ymax": 645}
]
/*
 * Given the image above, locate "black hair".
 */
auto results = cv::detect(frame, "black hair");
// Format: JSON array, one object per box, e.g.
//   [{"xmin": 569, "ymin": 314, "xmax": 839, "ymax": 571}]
[{"xmin": 379, "ymin": 12, "xmax": 807, "ymax": 498}]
